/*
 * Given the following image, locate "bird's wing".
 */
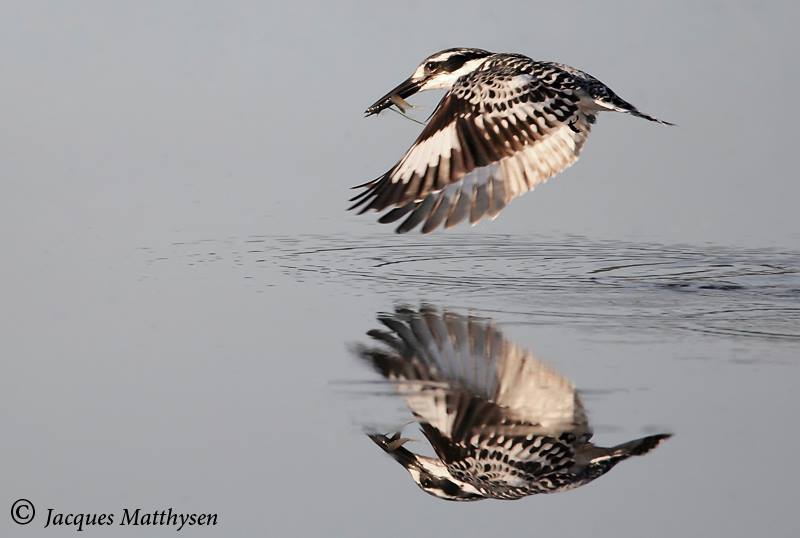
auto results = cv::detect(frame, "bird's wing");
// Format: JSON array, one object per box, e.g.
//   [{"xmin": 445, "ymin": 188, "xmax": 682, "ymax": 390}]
[
  {"xmin": 353, "ymin": 306, "xmax": 588, "ymax": 438},
  {"xmin": 490, "ymin": 343, "xmax": 588, "ymax": 436},
  {"xmin": 350, "ymin": 67, "xmax": 595, "ymax": 233}
]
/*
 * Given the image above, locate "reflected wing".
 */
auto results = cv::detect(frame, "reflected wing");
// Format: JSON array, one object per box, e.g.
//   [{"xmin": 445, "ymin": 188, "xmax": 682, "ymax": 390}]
[
  {"xmin": 353, "ymin": 305, "xmax": 671, "ymax": 496},
  {"xmin": 350, "ymin": 66, "xmax": 595, "ymax": 233},
  {"xmin": 353, "ymin": 306, "xmax": 588, "ymax": 439}
]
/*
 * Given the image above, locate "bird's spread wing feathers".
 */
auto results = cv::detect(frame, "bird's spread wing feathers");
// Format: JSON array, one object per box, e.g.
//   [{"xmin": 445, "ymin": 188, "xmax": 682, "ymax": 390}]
[
  {"xmin": 350, "ymin": 67, "xmax": 595, "ymax": 233},
  {"xmin": 354, "ymin": 306, "xmax": 588, "ymax": 439},
  {"xmin": 354, "ymin": 305, "xmax": 671, "ymax": 497},
  {"xmin": 354, "ymin": 306, "xmax": 590, "ymax": 496}
]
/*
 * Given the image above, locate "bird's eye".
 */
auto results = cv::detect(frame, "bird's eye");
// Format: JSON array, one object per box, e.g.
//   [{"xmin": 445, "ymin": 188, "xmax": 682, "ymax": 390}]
[
  {"xmin": 421, "ymin": 478, "xmax": 433, "ymax": 488},
  {"xmin": 425, "ymin": 61, "xmax": 437, "ymax": 71}
]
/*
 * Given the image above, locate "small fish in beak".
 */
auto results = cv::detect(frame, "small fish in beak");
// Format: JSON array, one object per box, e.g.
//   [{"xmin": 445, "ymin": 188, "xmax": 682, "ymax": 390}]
[
  {"xmin": 386, "ymin": 433, "xmax": 414, "ymax": 451},
  {"xmin": 365, "ymin": 77, "xmax": 423, "ymax": 117},
  {"xmin": 367, "ymin": 431, "xmax": 419, "ymax": 468},
  {"xmin": 389, "ymin": 94, "xmax": 412, "ymax": 113}
]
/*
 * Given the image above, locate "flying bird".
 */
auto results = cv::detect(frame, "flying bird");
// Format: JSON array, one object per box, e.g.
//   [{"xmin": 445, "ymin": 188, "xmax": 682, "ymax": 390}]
[
  {"xmin": 350, "ymin": 48, "xmax": 672, "ymax": 233},
  {"xmin": 353, "ymin": 306, "xmax": 671, "ymax": 501}
]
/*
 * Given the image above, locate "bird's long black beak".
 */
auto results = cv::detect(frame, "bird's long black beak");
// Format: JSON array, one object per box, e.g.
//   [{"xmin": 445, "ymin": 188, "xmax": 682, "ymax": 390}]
[
  {"xmin": 367, "ymin": 432, "xmax": 418, "ymax": 468},
  {"xmin": 364, "ymin": 77, "xmax": 423, "ymax": 117}
]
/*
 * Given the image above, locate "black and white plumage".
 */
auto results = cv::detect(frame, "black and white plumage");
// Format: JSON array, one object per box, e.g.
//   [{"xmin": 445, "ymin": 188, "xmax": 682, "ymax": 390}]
[
  {"xmin": 350, "ymin": 48, "xmax": 672, "ymax": 233},
  {"xmin": 354, "ymin": 306, "xmax": 671, "ymax": 501}
]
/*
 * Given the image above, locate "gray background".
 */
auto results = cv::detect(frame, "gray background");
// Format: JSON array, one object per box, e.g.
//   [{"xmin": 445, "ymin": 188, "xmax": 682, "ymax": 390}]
[{"xmin": 2, "ymin": 1, "xmax": 799, "ymax": 537}]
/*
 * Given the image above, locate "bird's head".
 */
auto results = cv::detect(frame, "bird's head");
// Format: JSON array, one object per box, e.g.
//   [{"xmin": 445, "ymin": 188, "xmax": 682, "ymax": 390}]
[
  {"xmin": 365, "ymin": 48, "xmax": 492, "ymax": 116},
  {"xmin": 367, "ymin": 432, "xmax": 483, "ymax": 501}
]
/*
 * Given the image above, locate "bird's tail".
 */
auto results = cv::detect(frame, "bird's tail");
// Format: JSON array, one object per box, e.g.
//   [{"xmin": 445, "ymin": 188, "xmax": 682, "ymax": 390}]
[
  {"xmin": 590, "ymin": 433, "xmax": 672, "ymax": 464},
  {"xmin": 627, "ymin": 109, "xmax": 675, "ymax": 126},
  {"xmin": 593, "ymin": 93, "xmax": 675, "ymax": 126}
]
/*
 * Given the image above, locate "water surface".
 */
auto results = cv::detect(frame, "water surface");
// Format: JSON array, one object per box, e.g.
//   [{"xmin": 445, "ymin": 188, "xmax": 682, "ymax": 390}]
[
  {"xmin": 133, "ymin": 233, "xmax": 800, "ymax": 534},
  {"xmin": 5, "ymin": 232, "xmax": 799, "ymax": 537}
]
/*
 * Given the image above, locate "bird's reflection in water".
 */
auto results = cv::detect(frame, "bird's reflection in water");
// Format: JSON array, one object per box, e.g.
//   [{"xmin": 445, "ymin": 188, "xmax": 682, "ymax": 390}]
[{"xmin": 352, "ymin": 305, "xmax": 671, "ymax": 501}]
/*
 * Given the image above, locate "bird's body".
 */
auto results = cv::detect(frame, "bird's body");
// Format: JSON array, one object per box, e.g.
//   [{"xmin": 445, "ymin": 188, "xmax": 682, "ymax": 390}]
[
  {"xmin": 351, "ymin": 48, "xmax": 671, "ymax": 233},
  {"xmin": 355, "ymin": 306, "xmax": 671, "ymax": 501}
]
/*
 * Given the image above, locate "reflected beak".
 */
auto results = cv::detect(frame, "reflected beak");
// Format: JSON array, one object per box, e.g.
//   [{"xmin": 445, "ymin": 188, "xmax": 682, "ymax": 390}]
[
  {"xmin": 364, "ymin": 77, "xmax": 423, "ymax": 117},
  {"xmin": 367, "ymin": 432, "xmax": 418, "ymax": 468}
]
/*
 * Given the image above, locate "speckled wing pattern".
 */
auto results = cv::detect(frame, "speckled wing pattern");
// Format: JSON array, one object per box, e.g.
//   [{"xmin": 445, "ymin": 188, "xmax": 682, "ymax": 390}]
[
  {"xmin": 349, "ymin": 55, "xmax": 597, "ymax": 233},
  {"xmin": 355, "ymin": 306, "xmax": 594, "ymax": 498}
]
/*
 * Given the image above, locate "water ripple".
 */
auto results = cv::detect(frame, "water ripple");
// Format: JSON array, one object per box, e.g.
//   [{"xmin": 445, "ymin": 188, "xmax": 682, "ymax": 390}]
[{"xmin": 149, "ymin": 234, "xmax": 800, "ymax": 340}]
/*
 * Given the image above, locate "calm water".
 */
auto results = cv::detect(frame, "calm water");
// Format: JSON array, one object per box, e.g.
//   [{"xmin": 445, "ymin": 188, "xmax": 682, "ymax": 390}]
[
  {"xmin": 4, "ymin": 232, "xmax": 799, "ymax": 536},
  {"xmin": 128, "ymin": 234, "xmax": 796, "ymax": 534}
]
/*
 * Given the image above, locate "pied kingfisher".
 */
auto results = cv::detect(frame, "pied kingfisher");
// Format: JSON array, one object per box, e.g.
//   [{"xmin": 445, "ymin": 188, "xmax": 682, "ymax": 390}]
[
  {"xmin": 350, "ymin": 48, "xmax": 672, "ymax": 233},
  {"xmin": 353, "ymin": 306, "xmax": 671, "ymax": 501}
]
